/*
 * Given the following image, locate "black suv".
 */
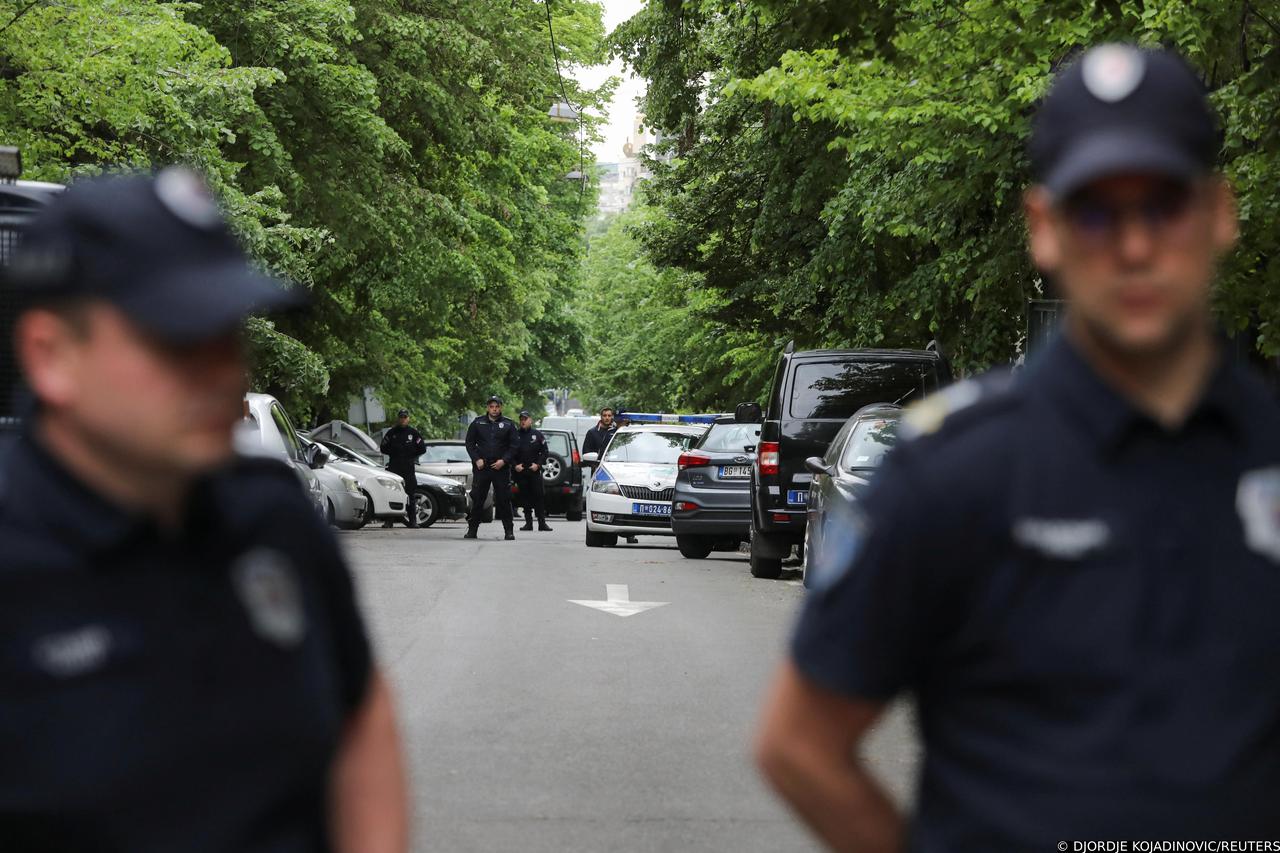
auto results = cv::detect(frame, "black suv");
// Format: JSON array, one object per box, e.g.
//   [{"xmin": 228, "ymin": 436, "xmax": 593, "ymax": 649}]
[
  {"xmin": 745, "ymin": 342, "xmax": 950, "ymax": 578},
  {"xmin": 526, "ymin": 428, "xmax": 584, "ymax": 521}
]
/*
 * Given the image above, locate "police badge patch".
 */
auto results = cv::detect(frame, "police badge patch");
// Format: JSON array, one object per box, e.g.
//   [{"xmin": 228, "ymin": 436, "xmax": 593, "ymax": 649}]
[
  {"xmin": 1237, "ymin": 468, "xmax": 1280, "ymax": 564},
  {"xmin": 232, "ymin": 548, "xmax": 307, "ymax": 647}
]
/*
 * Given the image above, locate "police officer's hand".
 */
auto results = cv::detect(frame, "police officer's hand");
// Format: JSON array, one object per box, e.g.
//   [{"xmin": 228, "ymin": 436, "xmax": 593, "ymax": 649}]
[
  {"xmin": 475, "ymin": 459, "xmax": 486, "ymax": 470},
  {"xmin": 515, "ymin": 464, "xmax": 525, "ymax": 473},
  {"xmin": 493, "ymin": 459, "xmax": 506, "ymax": 470},
  {"xmin": 531, "ymin": 463, "xmax": 540, "ymax": 472}
]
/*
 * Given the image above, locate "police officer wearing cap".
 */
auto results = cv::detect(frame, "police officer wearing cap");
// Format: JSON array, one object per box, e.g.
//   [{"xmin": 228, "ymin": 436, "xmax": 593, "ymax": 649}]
[
  {"xmin": 0, "ymin": 169, "xmax": 408, "ymax": 850},
  {"xmin": 512, "ymin": 410, "xmax": 552, "ymax": 532},
  {"xmin": 380, "ymin": 408, "xmax": 425, "ymax": 527},
  {"xmin": 464, "ymin": 394, "xmax": 516, "ymax": 539},
  {"xmin": 756, "ymin": 45, "xmax": 1280, "ymax": 849}
]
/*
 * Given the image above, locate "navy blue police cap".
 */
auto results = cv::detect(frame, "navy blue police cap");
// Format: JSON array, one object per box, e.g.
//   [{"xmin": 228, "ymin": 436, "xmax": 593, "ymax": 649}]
[
  {"xmin": 7, "ymin": 167, "xmax": 305, "ymax": 342},
  {"xmin": 487, "ymin": 395, "xmax": 503, "ymax": 405},
  {"xmin": 397, "ymin": 408, "xmax": 410, "ymax": 418},
  {"xmin": 518, "ymin": 410, "xmax": 532, "ymax": 419},
  {"xmin": 1030, "ymin": 44, "xmax": 1219, "ymax": 199}
]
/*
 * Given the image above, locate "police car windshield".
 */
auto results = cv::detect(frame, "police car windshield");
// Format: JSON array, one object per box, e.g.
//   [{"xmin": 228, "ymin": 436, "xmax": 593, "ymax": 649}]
[
  {"xmin": 604, "ymin": 431, "xmax": 696, "ymax": 464},
  {"xmin": 840, "ymin": 418, "xmax": 900, "ymax": 470},
  {"xmin": 698, "ymin": 423, "xmax": 761, "ymax": 452},
  {"xmin": 420, "ymin": 444, "xmax": 470, "ymax": 463}
]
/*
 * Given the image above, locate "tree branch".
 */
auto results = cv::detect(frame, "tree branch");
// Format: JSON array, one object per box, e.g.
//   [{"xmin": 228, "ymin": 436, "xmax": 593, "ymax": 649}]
[{"xmin": 0, "ymin": 0, "xmax": 43, "ymax": 35}]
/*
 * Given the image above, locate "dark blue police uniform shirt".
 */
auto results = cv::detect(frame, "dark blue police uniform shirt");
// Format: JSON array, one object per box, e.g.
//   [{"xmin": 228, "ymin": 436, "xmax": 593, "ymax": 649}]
[
  {"xmin": 793, "ymin": 336, "xmax": 1280, "ymax": 850},
  {"xmin": 0, "ymin": 434, "xmax": 372, "ymax": 852}
]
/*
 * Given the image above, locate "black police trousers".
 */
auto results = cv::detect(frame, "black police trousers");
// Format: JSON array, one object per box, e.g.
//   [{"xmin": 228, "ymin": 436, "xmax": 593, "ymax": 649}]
[
  {"xmin": 515, "ymin": 467, "xmax": 546, "ymax": 522},
  {"xmin": 388, "ymin": 462, "xmax": 418, "ymax": 526},
  {"xmin": 469, "ymin": 464, "xmax": 513, "ymax": 530}
]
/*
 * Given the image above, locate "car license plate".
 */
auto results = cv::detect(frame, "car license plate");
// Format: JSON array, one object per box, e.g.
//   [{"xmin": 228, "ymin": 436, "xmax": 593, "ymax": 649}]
[
  {"xmin": 632, "ymin": 502, "xmax": 671, "ymax": 516},
  {"xmin": 719, "ymin": 465, "xmax": 751, "ymax": 479},
  {"xmin": 787, "ymin": 489, "xmax": 808, "ymax": 506}
]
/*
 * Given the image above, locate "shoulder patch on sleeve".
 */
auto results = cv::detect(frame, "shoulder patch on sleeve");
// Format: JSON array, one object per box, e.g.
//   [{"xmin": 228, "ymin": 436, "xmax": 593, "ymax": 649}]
[{"xmin": 899, "ymin": 371, "xmax": 1017, "ymax": 442}]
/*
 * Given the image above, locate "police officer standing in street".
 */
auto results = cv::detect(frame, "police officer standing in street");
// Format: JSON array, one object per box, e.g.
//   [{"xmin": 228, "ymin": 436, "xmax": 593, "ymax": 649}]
[
  {"xmin": 513, "ymin": 410, "xmax": 553, "ymax": 532},
  {"xmin": 0, "ymin": 169, "xmax": 407, "ymax": 850},
  {"xmin": 380, "ymin": 407, "xmax": 425, "ymax": 527},
  {"xmin": 464, "ymin": 394, "xmax": 516, "ymax": 540},
  {"xmin": 756, "ymin": 45, "xmax": 1280, "ymax": 849}
]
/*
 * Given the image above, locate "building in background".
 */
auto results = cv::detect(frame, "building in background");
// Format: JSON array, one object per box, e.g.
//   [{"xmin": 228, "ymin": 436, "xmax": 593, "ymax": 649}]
[{"xmin": 595, "ymin": 115, "xmax": 666, "ymax": 218}]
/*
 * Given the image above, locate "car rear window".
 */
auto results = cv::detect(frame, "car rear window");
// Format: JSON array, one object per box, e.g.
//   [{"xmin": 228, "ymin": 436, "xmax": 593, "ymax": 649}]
[
  {"xmin": 604, "ymin": 431, "xmax": 696, "ymax": 464},
  {"xmin": 789, "ymin": 360, "xmax": 934, "ymax": 419},
  {"xmin": 544, "ymin": 433, "xmax": 570, "ymax": 456},
  {"xmin": 840, "ymin": 418, "xmax": 900, "ymax": 469},
  {"xmin": 420, "ymin": 444, "xmax": 470, "ymax": 463},
  {"xmin": 698, "ymin": 423, "xmax": 761, "ymax": 452}
]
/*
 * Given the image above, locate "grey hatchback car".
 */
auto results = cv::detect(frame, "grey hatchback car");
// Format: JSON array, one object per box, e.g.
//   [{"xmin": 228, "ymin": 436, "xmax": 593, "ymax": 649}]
[{"xmin": 670, "ymin": 417, "xmax": 762, "ymax": 559}]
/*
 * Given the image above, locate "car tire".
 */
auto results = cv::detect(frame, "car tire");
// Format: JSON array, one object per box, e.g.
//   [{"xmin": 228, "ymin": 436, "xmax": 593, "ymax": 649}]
[
  {"xmin": 585, "ymin": 529, "xmax": 618, "ymax": 548},
  {"xmin": 565, "ymin": 507, "xmax": 583, "ymax": 522},
  {"xmin": 749, "ymin": 530, "xmax": 783, "ymax": 579},
  {"xmin": 414, "ymin": 491, "xmax": 440, "ymax": 528},
  {"xmin": 676, "ymin": 535, "xmax": 715, "ymax": 559},
  {"xmin": 541, "ymin": 453, "xmax": 568, "ymax": 487},
  {"xmin": 801, "ymin": 520, "xmax": 814, "ymax": 588}
]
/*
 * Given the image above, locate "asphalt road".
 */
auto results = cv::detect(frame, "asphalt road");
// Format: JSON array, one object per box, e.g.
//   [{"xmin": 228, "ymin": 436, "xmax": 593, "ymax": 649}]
[{"xmin": 339, "ymin": 518, "xmax": 920, "ymax": 853}]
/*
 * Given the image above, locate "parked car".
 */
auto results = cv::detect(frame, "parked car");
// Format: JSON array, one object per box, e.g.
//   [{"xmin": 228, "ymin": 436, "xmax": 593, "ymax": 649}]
[
  {"xmin": 745, "ymin": 341, "xmax": 950, "ymax": 579},
  {"xmin": 802, "ymin": 405, "xmax": 902, "ymax": 588},
  {"xmin": 236, "ymin": 392, "xmax": 330, "ymax": 519},
  {"xmin": 582, "ymin": 424, "xmax": 705, "ymax": 547},
  {"xmin": 670, "ymin": 416, "xmax": 762, "ymax": 559},
  {"xmin": 309, "ymin": 438, "xmax": 409, "ymax": 526},
  {"xmin": 295, "ymin": 435, "xmax": 368, "ymax": 529},
  {"xmin": 418, "ymin": 440, "xmax": 493, "ymax": 522},
  {"xmin": 521, "ymin": 428, "xmax": 584, "ymax": 521}
]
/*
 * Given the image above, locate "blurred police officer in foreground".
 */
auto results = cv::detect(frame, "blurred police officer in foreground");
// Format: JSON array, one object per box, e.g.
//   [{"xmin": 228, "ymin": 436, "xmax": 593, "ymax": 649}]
[
  {"xmin": 464, "ymin": 394, "xmax": 516, "ymax": 540},
  {"xmin": 380, "ymin": 407, "xmax": 425, "ymax": 528},
  {"xmin": 513, "ymin": 410, "xmax": 552, "ymax": 532},
  {"xmin": 0, "ymin": 169, "xmax": 408, "ymax": 851},
  {"xmin": 581, "ymin": 405, "xmax": 616, "ymax": 459},
  {"xmin": 756, "ymin": 45, "xmax": 1280, "ymax": 850}
]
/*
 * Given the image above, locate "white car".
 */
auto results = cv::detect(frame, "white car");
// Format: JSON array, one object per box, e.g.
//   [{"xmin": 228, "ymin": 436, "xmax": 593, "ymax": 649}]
[
  {"xmin": 582, "ymin": 424, "xmax": 705, "ymax": 547},
  {"xmin": 304, "ymin": 437, "xmax": 408, "ymax": 526}
]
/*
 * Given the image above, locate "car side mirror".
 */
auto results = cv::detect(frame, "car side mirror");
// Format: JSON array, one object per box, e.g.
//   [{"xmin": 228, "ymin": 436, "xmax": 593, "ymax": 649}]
[
  {"xmin": 804, "ymin": 456, "xmax": 833, "ymax": 477},
  {"xmin": 735, "ymin": 401, "xmax": 763, "ymax": 423},
  {"xmin": 305, "ymin": 443, "xmax": 329, "ymax": 469},
  {"xmin": 581, "ymin": 452, "xmax": 599, "ymax": 464}
]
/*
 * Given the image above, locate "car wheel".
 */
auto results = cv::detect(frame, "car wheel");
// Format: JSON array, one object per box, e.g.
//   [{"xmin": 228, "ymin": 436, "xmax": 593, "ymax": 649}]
[
  {"xmin": 801, "ymin": 519, "xmax": 814, "ymax": 588},
  {"xmin": 415, "ymin": 491, "xmax": 440, "ymax": 528},
  {"xmin": 676, "ymin": 535, "xmax": 714, "ymax": 559},
  {"xmin": 749, "ymin": 530, "xmax": 783, "ymax": 579},
  {"xmin": 585, "ymin": 529, "xmax": 618, "ymax": 548},
  {"xmin": 565, "ymin": 508, "xmax": 583, "ymax": 522},
  {"xmin": 541, "ymin": 453, "xmax": 568, "ymax": 487}
]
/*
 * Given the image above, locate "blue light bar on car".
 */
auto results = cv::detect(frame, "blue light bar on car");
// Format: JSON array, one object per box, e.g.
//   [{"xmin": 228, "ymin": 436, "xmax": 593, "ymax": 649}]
[{"xmin": 617, "ymin": 412, "xmax": 727, "ymax": 425}]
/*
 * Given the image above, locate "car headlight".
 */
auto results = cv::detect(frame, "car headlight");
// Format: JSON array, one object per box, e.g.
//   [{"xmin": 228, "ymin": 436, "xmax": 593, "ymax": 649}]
[
  {"xmin": 445, "ymin": 484, "xmax": 465, "ymax": 495},
  {"xmin": 591, "ymin": 479, "xmax": 620, "ymax": 495},
  {"xmin": 376, "ymin": 476, "xmax": 401, "ymax": 490},
  {"xmin": 342, "ymin": 475, "xmax": 361, "ymax": 494}
]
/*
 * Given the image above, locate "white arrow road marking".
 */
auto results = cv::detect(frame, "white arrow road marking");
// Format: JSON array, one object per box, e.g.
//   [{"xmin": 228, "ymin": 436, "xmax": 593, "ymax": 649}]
[{"xmin": 568, "ymin": 584, "xmax": 669, "ymax": 618}]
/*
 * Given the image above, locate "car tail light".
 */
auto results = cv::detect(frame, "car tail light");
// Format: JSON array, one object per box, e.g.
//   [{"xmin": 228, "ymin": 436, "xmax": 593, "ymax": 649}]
[
  {"xmin": 674, "ymin": 501, "xmax": 699, "ymax": 511},
  {"xmin": 572, "ymin": 449, "xmax": 581, "ymax": 465},
  {"xmin": 677, "ymin": 451, "xmax": 713, "ymax": 470},
  {"xmin": 758, "ymin": 442, "xmax": 780, "ymax": 476},
  {"xmin": 771, "ymin": 512, "xmax": 790, "ymax": 523}
]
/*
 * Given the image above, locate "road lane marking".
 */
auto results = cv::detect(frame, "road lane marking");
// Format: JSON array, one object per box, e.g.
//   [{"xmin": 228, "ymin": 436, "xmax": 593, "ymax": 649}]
[{"xmin": 567, "ymin": 584, "xmax": 669, "ymax": 618}]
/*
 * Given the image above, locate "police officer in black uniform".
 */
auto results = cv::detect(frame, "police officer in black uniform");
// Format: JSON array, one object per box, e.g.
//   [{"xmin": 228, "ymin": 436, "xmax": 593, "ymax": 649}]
[
  {"xmin": 756, "ymin": 46, "xmax": 1280, "ymax": 850},
  {"xmin": 0, "ymin": 169, "xmax": 408, "ymax": 850},
  {"xmin": 380, "ymin": 407, "xmax": 425, "ymax": 527},
  {"xmin": 512, "ymin": 410, "xmax": 552, "ymax": 532},
  {"xmin": 464, "ymin": 394, "xmax": 516, "ymax": 540}
]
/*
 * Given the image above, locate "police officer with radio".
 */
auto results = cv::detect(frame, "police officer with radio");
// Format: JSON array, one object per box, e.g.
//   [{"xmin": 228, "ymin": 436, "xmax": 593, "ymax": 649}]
[
  {"xmin": 380, "ymin": 408, "xmax": 424, "ymax": 527},
  {"xmin": 756, "ymin": 45, "xmax": 1280, "ymax": 849},
  {"xmin": 0, "ymin": 169, "xmax": 407, "ymax": 850},
  {"xmin": 464, "ymin": 395, "xmax": 516, "ymax": 540},
  {"xmin": 513, "ymin": 410, "xmax": 552, "ymax": 532}
]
